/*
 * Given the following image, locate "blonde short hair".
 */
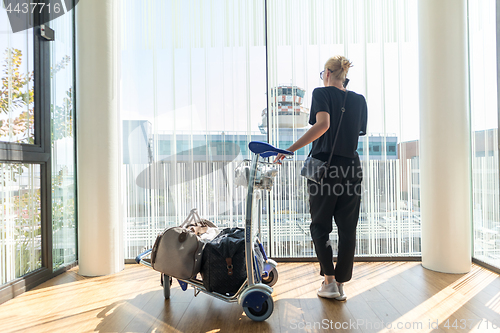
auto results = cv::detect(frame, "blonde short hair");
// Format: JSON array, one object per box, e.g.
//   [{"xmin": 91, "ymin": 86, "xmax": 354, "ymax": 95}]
[{"xmin": 325, "ymin": 56, "xmax": 353, "ymax": 81}]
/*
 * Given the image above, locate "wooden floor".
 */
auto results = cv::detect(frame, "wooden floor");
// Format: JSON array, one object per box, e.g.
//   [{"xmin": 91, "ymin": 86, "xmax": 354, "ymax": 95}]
[{"xmin": 1, "ymin": 262, "xmax": 500, "ymax": 333}]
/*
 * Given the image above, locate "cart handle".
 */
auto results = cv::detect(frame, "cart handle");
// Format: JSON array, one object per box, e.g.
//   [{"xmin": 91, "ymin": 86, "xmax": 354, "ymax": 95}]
[
  {"xmin": 248, "ymin": 141, "xmax": 293, "ymax": 158},
  {"xmin": 135, "ymin": 249, "xmax": 152, "ymax": 264}
]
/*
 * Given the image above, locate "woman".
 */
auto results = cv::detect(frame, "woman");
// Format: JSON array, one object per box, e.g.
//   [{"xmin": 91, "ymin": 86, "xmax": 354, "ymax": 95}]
[{"xmin": 275, "ymin": 56, "xmax": 367, "ymax": 300}]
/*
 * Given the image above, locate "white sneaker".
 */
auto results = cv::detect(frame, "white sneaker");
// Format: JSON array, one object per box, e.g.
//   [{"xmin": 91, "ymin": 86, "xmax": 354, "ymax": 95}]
[
  {"xmin": 317, "ymin": 281, "xmax": 340, "ymax": 298},
  {"xmin": 335, "ymin": 283, "xmax": 347, "ymax": 301}
]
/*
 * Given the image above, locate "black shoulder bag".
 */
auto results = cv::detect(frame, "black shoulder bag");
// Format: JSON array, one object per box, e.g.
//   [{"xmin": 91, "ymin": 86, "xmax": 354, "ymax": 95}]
[{"xmin": 300, "ymin": 90, "xmax": 348, "ymax": 184}]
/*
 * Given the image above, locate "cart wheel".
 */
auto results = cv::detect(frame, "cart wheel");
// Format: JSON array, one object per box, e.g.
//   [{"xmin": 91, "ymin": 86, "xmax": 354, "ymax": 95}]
[
  {"xmin": 163, "ymin": 274, "xmax": 172, "ymax": 299},
  {"xmin": 243, "ymin": 295, "xmax": 274, "ymax": 322},
  {"xmin": 160, "ymin": 274, "xmax": 173, "ymax": 286},
  {"xmin": 262, "ymin": 267, "xmax": 278, "ymax": 287}
]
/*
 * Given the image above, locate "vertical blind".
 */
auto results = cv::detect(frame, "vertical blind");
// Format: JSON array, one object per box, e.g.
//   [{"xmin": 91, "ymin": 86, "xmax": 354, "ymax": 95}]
[
  {"xmin": 121, "ymin": 0, "xmax": 422, "ymax": 259},
  {"xmin": 121, "ymin": 0, "xmax": 267, "ymax": 257},
  {"xmin": 266, "ymin": 0, "xmax": 420, "ymax": 257}
]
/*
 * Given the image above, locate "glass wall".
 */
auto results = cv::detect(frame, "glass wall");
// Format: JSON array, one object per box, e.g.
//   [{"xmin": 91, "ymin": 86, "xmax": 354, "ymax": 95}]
[
  {"xmin": 50, "ymin": 10, "xmax": 76, "ymax": 270},
  {"xmin": 121, "ymin": 0, "xmax": 266, "ymax": 257},
  {"xmin": 0, "ymin": 0, "xmax": 77, "ymax": 297},
  {"xmin": 469, "ymin": 0, "xmax": 500, "ymax": 269},
  {"xmin": 266, "ymin": 0, "xmax": 420, "ymax": 257},
  {"xmin": 0, "ymin": 3, "xmax": 40, "ymax": 288},
  {"xmin": 121, "ymin": 0, "xmax": 421, "ymax": 259},
  {"xmin": 0, "ymin": 163, "xmax": 41, "ymax": 285}
]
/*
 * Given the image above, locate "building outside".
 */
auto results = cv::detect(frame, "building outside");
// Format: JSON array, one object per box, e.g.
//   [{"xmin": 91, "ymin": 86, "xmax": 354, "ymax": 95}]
[{"xmin": 122, "ymin": 120, "xmax": 419, "ymax": 259}]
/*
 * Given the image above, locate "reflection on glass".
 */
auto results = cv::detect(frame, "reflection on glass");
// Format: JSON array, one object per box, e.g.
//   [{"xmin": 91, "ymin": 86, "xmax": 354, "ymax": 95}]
[
  {"xmin": 0, "ymin": 7, "xmax": 35, "ymax": 144},
  {"xmin": 469, "ymin": 0, "xmax": 500, "ymax": 269},
  {"xmin": 267, "ymin": 0, "xmax": 421, "ymax": 257},
  {"xmin": 50, "ymin": 12, "xmax": 76, "ymax": 270},
  {"xmin": 120, "ymin": 0, "xmax": 424, "ymax": 259},
  {"xmin": 0, "ymin": 163, "xmax": 41, "ymax": 285},
  {"xmin": 121, "ymin": 0, "xmax": 266, "ymax": 258}
]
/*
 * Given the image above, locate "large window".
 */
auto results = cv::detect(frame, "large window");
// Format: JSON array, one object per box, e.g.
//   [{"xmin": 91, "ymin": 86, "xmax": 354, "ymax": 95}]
[
  {"xmin": 0, "ymin": 5, "xmax": 43, "ymax": 292},
  {"xmin": 0, "ymin": 1, "xmax": 76, "ymax": 302},
  {"xmin": 266, "ymin": 0, "xmax": 420, "ymax": 257},
  {"xmin": 121, "ymin": 0, "xmax": 266, "ymax": 257},
  {"xmin": 121, "ymin": 0, "xmax": 421, "ymax": 259},
  {"xmin": 469, "ymin": 0, "xmax": 500, "ymax": 269}
]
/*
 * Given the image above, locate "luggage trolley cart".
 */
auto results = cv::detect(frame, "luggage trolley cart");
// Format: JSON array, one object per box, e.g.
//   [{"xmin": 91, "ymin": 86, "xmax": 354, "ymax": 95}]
[{"xmin": 135, "ymin": 141, "xmax": 293, "ymax": 322}]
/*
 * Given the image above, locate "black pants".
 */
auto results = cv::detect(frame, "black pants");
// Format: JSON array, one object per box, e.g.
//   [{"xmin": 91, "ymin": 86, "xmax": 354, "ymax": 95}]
[{"xmin": 308, "ymin": 155, "xmax": 362, "ymax": 283}]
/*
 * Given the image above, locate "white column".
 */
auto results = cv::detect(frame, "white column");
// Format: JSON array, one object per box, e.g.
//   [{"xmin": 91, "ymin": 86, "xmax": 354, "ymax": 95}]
[
  {"xmin": 76, "ymin": 0, "xmax": 123, "ymax": 276},
  {"xmin": 418, "ymin": 0, "xmax": 472, "ymax": 273}
]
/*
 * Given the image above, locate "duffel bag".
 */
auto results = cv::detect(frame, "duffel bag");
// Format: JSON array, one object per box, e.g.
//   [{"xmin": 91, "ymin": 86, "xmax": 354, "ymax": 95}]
[
  {"xmin": 200, "ymin": 227, "xmax": 264, "ymax": 295},
  {"xmin": 151, "ymin": 209, "xmax": 218, "ymax": 279}
]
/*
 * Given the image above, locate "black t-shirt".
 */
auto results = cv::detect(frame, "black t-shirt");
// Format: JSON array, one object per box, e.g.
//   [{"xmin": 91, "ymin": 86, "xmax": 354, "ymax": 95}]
[{"xmin": 308, "ymin": 86, "xmax": 367, "ymax": 160}]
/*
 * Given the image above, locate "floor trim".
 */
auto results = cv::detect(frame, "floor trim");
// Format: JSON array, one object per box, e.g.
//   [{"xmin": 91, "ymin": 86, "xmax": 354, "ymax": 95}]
[
  {"xmin": 273, "ymin": 256, "xmax": 422, "ymax": 262},
  {"xmin": 472, "ymin": 257, "xmax": 500, "ymax": 275}
]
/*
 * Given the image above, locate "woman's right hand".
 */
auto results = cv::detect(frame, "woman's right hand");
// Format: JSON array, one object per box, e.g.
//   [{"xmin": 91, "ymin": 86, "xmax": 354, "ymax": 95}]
[{"xmin": 273, "ymin": 153, "xmax": 287, "ymax": 164}]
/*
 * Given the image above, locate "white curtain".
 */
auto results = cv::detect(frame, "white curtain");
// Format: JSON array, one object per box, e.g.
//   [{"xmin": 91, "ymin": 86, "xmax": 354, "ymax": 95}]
[
  {"xmin": 121, "ymin": 0, "xmax": 422, "ymax": 259},
  {"xmin": 121, "ymin": 0, "xmax": 267, "ymax": 257},
  {"xmin": 267, "ymin": 0, "xmax": 421, "ymax": 257}
]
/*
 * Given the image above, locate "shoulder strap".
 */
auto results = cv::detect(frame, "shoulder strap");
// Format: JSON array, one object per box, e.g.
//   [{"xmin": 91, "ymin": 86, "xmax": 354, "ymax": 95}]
[{"xmin": 325, "ymin": 90, "xmax": 348, "ymax": 167}]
